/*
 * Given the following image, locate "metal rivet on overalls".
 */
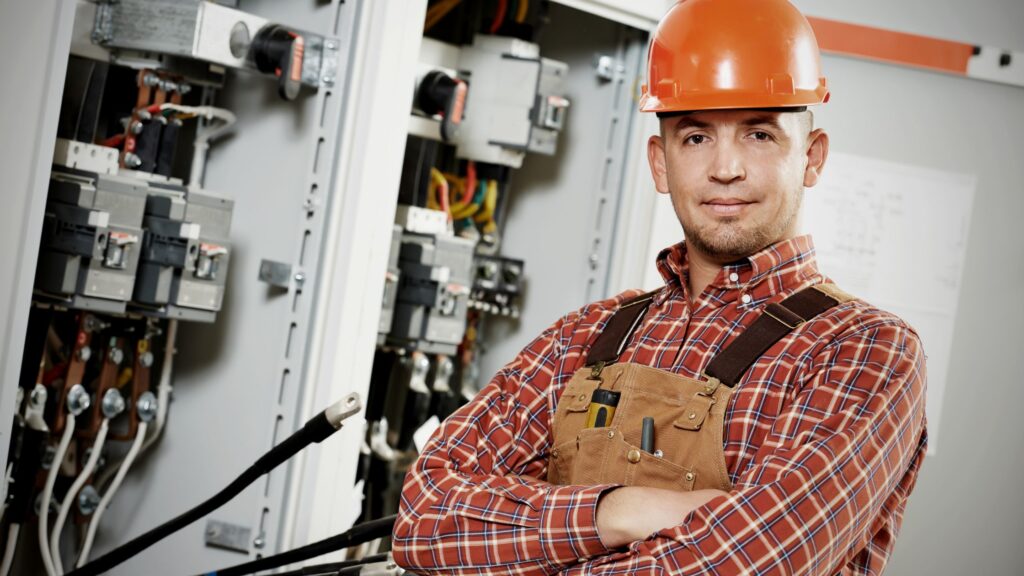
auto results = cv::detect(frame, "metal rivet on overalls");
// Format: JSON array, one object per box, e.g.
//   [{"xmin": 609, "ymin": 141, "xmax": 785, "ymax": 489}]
[
  {"xmin": 551, "ymin": 449, "xmax": 559, "ymax": 458},
  {"xmin": 653, "ymin": 450, "xmax": 663, "ymax": 458},
  {"xmin": 688, "ymin": 412, "xmax": 697, "ymax": 420},
  {"xmin": 578, "ymin": 394, "xmax": 587, "ymax": 402},
  {"xmin": 685, "ymin": 472, "xmax": 695, "ymax": 482},
  {"xmin": 626, "ymin": 449, "xmax": 641, "ymax": 464},
  {"xmin": 607, "ymin": 431, "xmax": 615, "ymax": 439}
]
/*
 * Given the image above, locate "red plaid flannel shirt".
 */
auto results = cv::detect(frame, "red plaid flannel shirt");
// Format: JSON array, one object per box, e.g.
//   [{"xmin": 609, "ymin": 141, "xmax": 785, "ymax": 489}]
[{"xmin": 392, "ymin": 235, "xmax": 928, "ymax": 575}]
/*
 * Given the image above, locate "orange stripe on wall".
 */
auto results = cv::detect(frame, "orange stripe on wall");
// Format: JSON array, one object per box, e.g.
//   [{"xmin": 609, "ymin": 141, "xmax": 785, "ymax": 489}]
[{"xmin": 807, "ymin": 17, "xmax": 975, "ymax": 75}]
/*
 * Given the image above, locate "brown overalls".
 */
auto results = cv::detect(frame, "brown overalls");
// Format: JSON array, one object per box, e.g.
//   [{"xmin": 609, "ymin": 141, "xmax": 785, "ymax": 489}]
[{"xmin": 547, "ymin": 283, "xmax": 854, "ymax": 493}]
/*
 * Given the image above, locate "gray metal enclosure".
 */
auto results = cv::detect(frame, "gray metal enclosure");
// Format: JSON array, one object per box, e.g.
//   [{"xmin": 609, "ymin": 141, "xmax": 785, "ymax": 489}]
[{"xmin": 480, "ymin": 3, "xmax": 649, "ymax": 381}]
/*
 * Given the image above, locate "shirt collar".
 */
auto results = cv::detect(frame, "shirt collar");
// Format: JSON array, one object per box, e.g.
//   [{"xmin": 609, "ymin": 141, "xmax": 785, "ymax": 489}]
[{"xmin": 655, "ymin": 235, "xmax": 820, "ymax": 303}]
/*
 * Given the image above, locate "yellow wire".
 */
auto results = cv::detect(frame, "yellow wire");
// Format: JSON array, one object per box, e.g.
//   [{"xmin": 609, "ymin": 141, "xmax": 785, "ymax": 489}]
[
  {"xmin": 473, "ymin": 179, "xmax": 498, "ymax": 234},
  {"xmin": 426, "ymin": 167, "xmax": 446, "ymax": 212},
  {"xmin": 515, "ymin": 0, "xmax": 529, "ymax": 23},
  {"xmin": 425, "ymin": 0, "xmax": 462, "ymax": 31}
]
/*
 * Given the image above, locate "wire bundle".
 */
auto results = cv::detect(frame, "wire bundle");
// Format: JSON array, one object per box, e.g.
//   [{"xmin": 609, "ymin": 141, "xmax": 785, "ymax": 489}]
[{"xmin": 426, "ymin": 163, "xmax": 499, "ymax": 237}]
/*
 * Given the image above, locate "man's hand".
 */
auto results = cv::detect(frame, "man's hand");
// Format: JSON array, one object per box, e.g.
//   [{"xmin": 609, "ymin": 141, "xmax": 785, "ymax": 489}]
[{"xmin": 596, "ymin": 486, "xmax": 729, "ymax": 549}]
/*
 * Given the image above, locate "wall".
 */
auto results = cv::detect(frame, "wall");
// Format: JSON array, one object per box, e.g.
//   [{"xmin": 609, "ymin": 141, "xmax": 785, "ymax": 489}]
[{"xmin": 636, "ymin": 0, "xmax": 1024, "ymax": 573}]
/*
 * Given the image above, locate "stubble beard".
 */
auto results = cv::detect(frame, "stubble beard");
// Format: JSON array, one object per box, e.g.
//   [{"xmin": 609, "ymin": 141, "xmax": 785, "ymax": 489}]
[{"xmin": 679, "ymin": 188, "xmax": 804, "ymax": 263}]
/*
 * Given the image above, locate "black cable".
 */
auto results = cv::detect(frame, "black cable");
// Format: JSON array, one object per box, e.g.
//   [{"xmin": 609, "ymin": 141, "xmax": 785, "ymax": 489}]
[
  {"xmin": 252, "ymin": 553, "xmax": 389, "ymax": 576},
  {"xmin": 68, "ymin": 401, "xmax": 354, "ymax": 576},
  {"xmin": 198, "ymin": 515, "xmax": 396, "ymax": 576}
]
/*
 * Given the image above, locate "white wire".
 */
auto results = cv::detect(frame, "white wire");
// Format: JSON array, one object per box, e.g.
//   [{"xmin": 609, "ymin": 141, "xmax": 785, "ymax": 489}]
[
  {"xmin": 50, "ymin": 419, "xmax": 109, "ymax": 575},
  {"xmin": 77, "ymin": 421, "xmax": 147, "ymax": 568},
  {"xmin": 168, "ymin": 104, "xmax": 237, "ymax": 188},
  {"xmin": 95, "ymin": 318, "xmax": 177, "ymax": 491},
  {"xmin": 141, "ymin": 318, "xmax": 177, "ymax": 455},
  {"xmin": 1, "ymin": 524, "xmax": 20, "ymax": 576},
  {"xmin": 39, "ymin": 416, "xmax": 76, "ymax": 576}
]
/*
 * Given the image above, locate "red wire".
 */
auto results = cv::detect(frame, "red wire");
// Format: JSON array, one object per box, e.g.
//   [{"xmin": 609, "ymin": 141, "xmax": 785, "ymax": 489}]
[
  {"xmin": 489, "ymin": 0, "xmax": 507, "ymax": 34},
  {"xmin": 463, "ymin": 161, "xmax": 477, "ymax": 204}
]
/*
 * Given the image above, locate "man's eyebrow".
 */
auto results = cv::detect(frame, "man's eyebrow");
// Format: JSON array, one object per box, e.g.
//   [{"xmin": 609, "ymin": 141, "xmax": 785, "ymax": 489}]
[
  {"xmin": 740, "ymin": 115, "xmax": 786, "ymax": 131},
  {"xmin": 671, "ymin": 116, "xmax": 711, "ymax": 132}
]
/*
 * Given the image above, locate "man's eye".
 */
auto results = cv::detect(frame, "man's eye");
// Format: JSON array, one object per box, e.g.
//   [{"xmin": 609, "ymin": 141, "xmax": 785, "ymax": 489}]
[
  {"xmin": 751, "ymin": 131, "xmax": 773, "ymax": 142},
  {"xmin": 684, "ymin": 134, "xmax": 707, "ymax": 145}
]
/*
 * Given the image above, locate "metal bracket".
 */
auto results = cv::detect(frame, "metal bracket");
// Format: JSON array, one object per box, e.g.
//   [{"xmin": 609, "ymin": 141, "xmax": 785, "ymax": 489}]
[
  {"xmin": 204, "ymin": 519, "xmax": 252, "ymax": 554},
  {"xmin": 258, "ymin": 259, "xmax": 294, "ymax": 289}
]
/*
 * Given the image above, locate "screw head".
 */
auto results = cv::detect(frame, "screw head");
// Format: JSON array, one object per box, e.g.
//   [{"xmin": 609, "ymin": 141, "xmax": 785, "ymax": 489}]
[
  {"xmin": 130, "ymin": 120, "xmax": 144, "ymax": 135},
  {"xmin": 108, "ymin": 347, "xmax": 125, "ymax": 366},
  {"xmin": 30, "ymin": 384, "xmax": 48, "ymax": 408},
  {"xmin": 252, "ymin": 536, "xmax": 266, "ymax": 549},
  {"xmin": 140, "ymin": 351, "xmax": 154, "ymax": 368},
  {"xmin": 102, "ymin": 388, "xmax": 126, "ymax": 418},
  {"xmin": 137, "ymin": 391, "xmax": 158, "ymax": 422},
  {"xmin": 322, "ymin": 76, "xmax": 335, "ymax": 86},
  {"xmin": 78, "ymin": 485, "xmax": 101, "ymax": 515},
  {"xmin": 66, "ymin": 384, "xmax": 91, "ymax": 416},
  {"xmin": 143, "ymin": 73, "xmax": 160, "ymax": 87},
  {"xmin": 124, "ymin": 153, "xmax": 142, "ymax": 169},
  {"xmin": 77, "ymin": 345, "xmax": 92, "ymax": 363},
  {"xmin": 325, "ymin": 40, "xmax": 337, "ymax": 50}
]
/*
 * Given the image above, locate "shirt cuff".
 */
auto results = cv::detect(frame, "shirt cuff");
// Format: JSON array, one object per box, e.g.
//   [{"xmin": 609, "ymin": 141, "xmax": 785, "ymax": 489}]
[{"xmin": 538, "ymin": 483, "xmax": 617, "ymax": 566}]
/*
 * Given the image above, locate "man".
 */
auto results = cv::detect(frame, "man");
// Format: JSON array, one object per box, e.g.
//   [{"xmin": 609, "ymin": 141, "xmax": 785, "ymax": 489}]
[{"xmin": 392, "ymin": 0, "xmax": 928, "ymax": 574}]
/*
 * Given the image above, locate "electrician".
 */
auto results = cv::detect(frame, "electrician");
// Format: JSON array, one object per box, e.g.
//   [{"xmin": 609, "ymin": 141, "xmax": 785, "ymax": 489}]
[{"xmin": 392, "ymin": 0, "xmax": 927, "ymax": 574}]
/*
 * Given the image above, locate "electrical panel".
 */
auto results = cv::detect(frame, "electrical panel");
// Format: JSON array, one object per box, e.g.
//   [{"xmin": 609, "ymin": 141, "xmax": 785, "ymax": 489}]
[{"xmin": 2, "ymin": 0, "xmax": 651, "ymax": 573}]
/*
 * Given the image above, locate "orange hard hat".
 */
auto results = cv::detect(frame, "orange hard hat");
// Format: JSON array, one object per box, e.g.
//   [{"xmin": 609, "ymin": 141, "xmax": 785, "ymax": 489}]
[{"xmin": 639, "ymin": 0, "xmax": 830, "ymax": 113}]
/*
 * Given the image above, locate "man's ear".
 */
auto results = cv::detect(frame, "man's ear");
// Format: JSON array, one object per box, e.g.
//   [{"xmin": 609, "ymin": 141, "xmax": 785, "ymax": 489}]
[
  {"xmin": 803, "ymin": 129, "xmax": 830, "ymax": 188},
  {"xmin": 647, "ymin": 135, "xmax": 669, "ymax": 194}
]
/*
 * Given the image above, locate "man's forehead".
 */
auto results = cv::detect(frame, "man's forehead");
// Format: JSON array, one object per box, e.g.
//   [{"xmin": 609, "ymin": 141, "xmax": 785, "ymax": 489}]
[{"xmin": 661, "ymin": 108, "xmax": 803, "ymax": 131}]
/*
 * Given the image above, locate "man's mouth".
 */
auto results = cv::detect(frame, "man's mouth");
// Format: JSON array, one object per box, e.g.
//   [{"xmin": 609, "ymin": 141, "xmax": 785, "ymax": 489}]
[{"xmin": 702, "ymin": 198, "xmax": 754, "ymax": 216}]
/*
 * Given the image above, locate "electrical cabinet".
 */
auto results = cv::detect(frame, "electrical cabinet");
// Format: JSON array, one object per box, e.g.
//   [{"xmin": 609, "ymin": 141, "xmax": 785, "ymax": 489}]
[{"xmin": 0, "ymin": 0, "xmax": 663, "ymax": 574}]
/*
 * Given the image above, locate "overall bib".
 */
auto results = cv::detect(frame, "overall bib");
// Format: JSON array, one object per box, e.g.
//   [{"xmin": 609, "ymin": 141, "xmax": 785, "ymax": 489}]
[{"xmin": 547, "ymin": 283, "xmax": 853, "ymax": 493}]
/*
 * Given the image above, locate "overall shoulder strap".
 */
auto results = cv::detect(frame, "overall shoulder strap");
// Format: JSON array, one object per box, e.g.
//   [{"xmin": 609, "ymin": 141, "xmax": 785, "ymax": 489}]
[
  {"xmin": 585, "ymin": 290, "xmax": 659, "ymax": 367},
  {"xmin": 704, "ymin": 283, "xmax": 856, "ymax": 387}
]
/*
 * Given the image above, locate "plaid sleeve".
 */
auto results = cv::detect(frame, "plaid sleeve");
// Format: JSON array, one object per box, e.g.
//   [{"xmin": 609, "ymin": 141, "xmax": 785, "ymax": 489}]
[
  {"xmin": 566, "ymin": 319, "xmax": 929, "ymax": 575},
  {"xmin": 391, "ymin": 313, "xmax": 614, "ymax": 575}
]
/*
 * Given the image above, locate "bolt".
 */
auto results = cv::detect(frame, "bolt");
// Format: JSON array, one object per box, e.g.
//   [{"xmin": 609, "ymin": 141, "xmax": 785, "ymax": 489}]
[
  {"xmin": 77, "ymin": 344, "xmax": 92, "ymax": 362},
  {"xmin": 78, "ymin": 485, "xmax": 101, "ymax": 515},
  {"xmin": 66, "ymin": 384, "xmax": 91, "ymax": 416},
  {"xmin": 102, "ymin": 388, "xmax": 126, "ymax": 419},
  {"xmin": 130, "ymin": 120, "xmax": 144, "ymax": 135},
  {"xmin": 140, "ymin": 351, "xmax": 154, "ymax": 368},
  {"xmin": 322, "ymin": 76, "xmax": 335, "ymax": 86},
  {"xmin": 294, "ymin": 272, "xmax": 306, "ymax": 286},
  {"xmin": 30, "ymin": 384, "xmax": 48, "ymax": 408},
  {"xmin": 137, "ymin": 391, "xmax": 158, "ymax": 422},
  {"xmin": 42, "ymin": 446, "xmax": 57, "ymax": 470},
  {"xmin": 178, "ymin": 83, "xmax": 192, "ymax": 96},
  {"xmin": 143, "ymin": 73, "xmax": 160, "ymax": 88},
  {"xmin": 108, "ymin": 347, "xmax": 125, "ymax": 366},
  {"xmin": 324, "ymin": 40, "xmax": 337, "ymax": 50},
  {"xmin": 83, "ymin": 315, "xmax": 106, "ymax": 333},
  {"xmin": 252, "ymin": 535, "xmax": 266, "ymax": 549},
  {"xmin": 124, "ymin": 153, "xmax": 142, "ymax": 169},
  {"xmin": 136, "ymin": 109, "xmax": 153, "ymax": 122}
]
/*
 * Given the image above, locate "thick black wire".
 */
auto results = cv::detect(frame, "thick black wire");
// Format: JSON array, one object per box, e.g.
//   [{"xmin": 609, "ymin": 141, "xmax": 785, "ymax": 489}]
[
  {"xmin": 67, "ymin": 412, "xmax": 337, "ymax": 576},
  {"xmin": 198, "ymin": 515, "xmax": 397, "ymax": 576},
  {"xmin": 252, "ymin": 553, "xmax": 389, "ymax": 576}
]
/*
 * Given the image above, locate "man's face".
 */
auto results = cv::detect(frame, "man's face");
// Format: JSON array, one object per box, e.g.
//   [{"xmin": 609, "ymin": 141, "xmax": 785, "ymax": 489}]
[{"xmin": 647, "ymin": 109, "xmax": 829, "ymax": 263}]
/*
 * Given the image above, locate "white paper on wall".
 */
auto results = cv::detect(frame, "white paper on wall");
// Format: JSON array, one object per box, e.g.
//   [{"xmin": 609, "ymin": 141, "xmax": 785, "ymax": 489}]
[{"xmin": 804, "ymin": 151, "xmax": 976, "ymax": 454}]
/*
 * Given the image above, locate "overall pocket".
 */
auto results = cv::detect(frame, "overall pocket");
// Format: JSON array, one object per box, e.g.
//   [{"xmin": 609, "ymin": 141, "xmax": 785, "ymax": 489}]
[{"xmin": 569, "ymin": 427, "xmax": 696, "ymax": 492}]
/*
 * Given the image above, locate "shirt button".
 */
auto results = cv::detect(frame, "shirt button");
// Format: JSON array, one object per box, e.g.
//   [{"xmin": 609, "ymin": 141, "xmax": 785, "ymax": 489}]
[
  {"xmin": 741, "ymin": 294, "xmax": 752, "ymax": 304},
  {"xmin": 729, "ymin": 272, "xmax": 739, "ymax": 282}
]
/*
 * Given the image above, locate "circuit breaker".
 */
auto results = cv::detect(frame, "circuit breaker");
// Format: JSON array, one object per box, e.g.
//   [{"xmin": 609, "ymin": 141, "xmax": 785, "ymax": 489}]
[
  {"xmin": 36, "ymin": 169, "xmax": 148, "ymax": 314},
  {"xmin": 389, "ymin": 231, "xmax": 475, "ymax": 355}
]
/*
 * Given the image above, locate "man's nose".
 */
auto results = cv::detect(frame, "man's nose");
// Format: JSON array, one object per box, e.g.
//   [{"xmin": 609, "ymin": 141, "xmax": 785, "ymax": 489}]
[{"xmin": 709, "ymin": 140, "xmax": 745, "ymax": 185}]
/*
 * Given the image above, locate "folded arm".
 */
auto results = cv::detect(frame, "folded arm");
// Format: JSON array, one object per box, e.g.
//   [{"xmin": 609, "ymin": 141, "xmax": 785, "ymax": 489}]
[{"xmin": 568, "ymin": 320, "xmax": 929, "ymax": 575}]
